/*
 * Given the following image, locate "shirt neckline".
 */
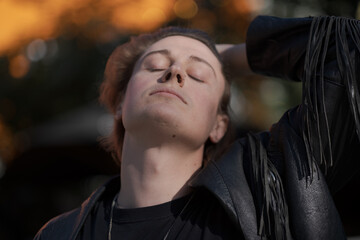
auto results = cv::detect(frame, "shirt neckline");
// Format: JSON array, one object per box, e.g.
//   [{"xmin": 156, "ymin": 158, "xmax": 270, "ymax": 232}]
[{"xmin": 109, "ymin": 193, "xmax": 193, "ymax": 223}]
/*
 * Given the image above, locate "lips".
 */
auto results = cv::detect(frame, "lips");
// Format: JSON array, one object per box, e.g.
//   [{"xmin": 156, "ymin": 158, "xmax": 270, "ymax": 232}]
[{"xmin": 150, "ymin": 88, "xmax": 187, "ymax": 104}]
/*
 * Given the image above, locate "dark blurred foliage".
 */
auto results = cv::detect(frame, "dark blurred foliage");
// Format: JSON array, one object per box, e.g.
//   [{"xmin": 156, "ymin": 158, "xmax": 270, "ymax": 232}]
[{"xmin": 0, "ymin": 0, "xmax": 359, "ymax": 239}]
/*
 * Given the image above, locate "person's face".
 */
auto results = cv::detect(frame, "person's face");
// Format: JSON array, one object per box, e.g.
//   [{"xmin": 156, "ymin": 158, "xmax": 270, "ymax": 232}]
[{"xmin": 120, "ymin": 35, "xmax": 228, "ymax": 148}]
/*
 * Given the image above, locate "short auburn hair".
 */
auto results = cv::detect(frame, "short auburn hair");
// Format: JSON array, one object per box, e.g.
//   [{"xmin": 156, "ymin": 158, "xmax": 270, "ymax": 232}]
[{"xmin": 99, "ymin": 26, "xmax": 234, "ymax": 166}]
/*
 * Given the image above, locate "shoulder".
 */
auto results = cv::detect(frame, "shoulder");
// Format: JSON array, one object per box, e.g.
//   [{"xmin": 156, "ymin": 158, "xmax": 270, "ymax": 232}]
[
  {"xmin": 33, "ymin": 208, "xmax": 81, "ymax": 240},
  {"xmin": 34, "ymin": 175, "xmax": 120, "ymax": 240}
]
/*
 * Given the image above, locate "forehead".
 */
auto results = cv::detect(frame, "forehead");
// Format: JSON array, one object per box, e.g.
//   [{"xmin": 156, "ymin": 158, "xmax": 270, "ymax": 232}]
[{"xmin": 141, "ymin": 36, "xmax": 222, "ymax": 68}]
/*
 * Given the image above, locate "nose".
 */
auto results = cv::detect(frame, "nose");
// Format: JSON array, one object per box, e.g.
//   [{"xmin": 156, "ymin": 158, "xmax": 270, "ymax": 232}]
[{"xmin": 161, "ymin": 66, "xmax": 185, "ymax": 87}]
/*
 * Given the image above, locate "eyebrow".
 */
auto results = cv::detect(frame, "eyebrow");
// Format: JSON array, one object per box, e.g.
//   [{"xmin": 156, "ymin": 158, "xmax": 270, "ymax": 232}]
[
  {"xmin": 142, "ymin": 49, "xmax": 217, "ymax": 77},
  {"xmin": 142, "ymin": 49, "xmax": 170, "ymax": 60},
  {"xmin": 189, "ymin": 55, "xmax": 216, "ymax": 77}
]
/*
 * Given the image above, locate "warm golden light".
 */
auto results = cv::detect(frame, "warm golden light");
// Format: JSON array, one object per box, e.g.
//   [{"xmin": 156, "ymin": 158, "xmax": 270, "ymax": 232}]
[
  {"xmin": 9, "ymin": 54, "xmax": 30, "ymax": 79},
  {"xmin": 174, "ymin": 0, "xmax": 198, "ymax": 19},
  {"xmin": 0, "ymin": 0, "xmax": 176, "ymax": 56},
  {"xmin": 0, "ymin": 0, "xmax": 263, "ymax": 56},
  {"xmin": 111, "ymin": 0, "xmax": 173, "ymax": 32},
  {"xmin": 0, "ymin": 1, "xmax": 54, "ymax": 56},
  {"xmin": 232, "ymin": 0, "xmax": 264, "ymax": 14}
]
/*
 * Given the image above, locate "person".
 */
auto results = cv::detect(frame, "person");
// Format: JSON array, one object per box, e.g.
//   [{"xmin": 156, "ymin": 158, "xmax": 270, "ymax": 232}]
[{"xmin": 34, "ymin": 15, "xmax": 360, "ymax": 240}]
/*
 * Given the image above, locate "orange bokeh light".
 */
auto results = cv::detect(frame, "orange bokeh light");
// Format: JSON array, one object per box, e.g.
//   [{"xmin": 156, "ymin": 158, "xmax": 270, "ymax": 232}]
[
  {"xmin": 0, "ymin": 0, "xmax": 176, "ymax": 56},
  {"xmin": 0, "ymin": 0, "xmax": 263, "ymax": 57},
  {"xmin": 232, "ymin": 0, "xmax": 264, "ymax": 14},
  {"xmin": 174, "ymin": 0, "xmax": 198, "ymax": 19},
  {"xmin": 110, "ymin": 0, "xmax": 173, "ymax": 32},
  {"xmin": 9, "ymin": 54, "xmax": 30, "ymax": 79}
]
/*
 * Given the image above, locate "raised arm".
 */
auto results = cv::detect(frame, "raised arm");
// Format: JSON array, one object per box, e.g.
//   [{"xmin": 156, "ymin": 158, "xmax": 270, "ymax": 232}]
[
  {"xmin": 217, "ymin": 16, "xmax": 360, "ymax": 240},
  {"xmin": 216, "ymin": 43, "xmax": 252, "ymax": 77},
  {"xmin": 221, "ymin": 16, "xmax": 360, "ymax": 192}
]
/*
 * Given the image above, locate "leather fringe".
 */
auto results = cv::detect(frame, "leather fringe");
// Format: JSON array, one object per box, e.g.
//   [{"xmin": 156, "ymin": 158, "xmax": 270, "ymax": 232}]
[
  {"xmin": 302, "ymin": 16, "xmax": 360, "ymax": 181},
  {"xmin": 247, "ymin": 133, "xmax": 291, "ymax": 240}
]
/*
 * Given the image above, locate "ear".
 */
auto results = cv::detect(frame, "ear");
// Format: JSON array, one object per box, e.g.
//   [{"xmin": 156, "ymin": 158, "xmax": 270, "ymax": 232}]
[
  {"xmin": 115, "ymin": 102, "xmax": 123, "ymax": 120},
  {"xmin": 209, "ymin": 114, "xmax": 229, "ymax": 143}
]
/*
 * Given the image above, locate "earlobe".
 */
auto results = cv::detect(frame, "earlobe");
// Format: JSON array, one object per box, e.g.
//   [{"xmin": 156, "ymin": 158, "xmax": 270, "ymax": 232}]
[{"xmin": 209, "ymin": 114, "xmax": 229, "ymax": 143}]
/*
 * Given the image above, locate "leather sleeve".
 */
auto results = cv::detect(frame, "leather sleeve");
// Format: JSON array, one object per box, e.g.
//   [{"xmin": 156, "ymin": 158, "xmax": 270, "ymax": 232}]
[
  {"xmin": 246, "ymin": 16, "xmax": 312, "ymax": 81},
  {"xmin": 246, "ymin": 16, "xmax": 360, "ymax": 193}
]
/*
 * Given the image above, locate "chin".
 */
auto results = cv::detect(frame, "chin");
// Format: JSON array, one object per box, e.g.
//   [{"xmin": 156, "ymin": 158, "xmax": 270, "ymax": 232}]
[
  {"xmin": 124, "ymin": 107, "xmax": 181, "ymax": 134},
  {"xmin": 146, "ymin": 103, "xmax": 184, "ymax": 123}
]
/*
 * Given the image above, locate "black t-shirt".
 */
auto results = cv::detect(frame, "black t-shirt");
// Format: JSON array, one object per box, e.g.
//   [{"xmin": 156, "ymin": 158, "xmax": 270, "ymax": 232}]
[{"xmin": 78, "ymin": 188, "xmax": 244, "ymax": 240}]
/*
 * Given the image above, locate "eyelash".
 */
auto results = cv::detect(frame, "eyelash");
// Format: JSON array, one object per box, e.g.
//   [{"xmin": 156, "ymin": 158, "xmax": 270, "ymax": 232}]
[
  {"xmin": 189, "ymin": 75, "xmax": 204, "ymax": 82},
  {"xmin": 147, "ymin": 68, "xmax": 204, "ymax": 83},
  {"xmin": 147, "ymin": 68, "xmax": 165, "ymax": 72}
]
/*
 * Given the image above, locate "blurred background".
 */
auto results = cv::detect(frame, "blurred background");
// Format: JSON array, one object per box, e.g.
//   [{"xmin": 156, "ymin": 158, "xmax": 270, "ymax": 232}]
[{"xmin": 0, "ymin": 0, "xmax": 360, "ymax": 239}]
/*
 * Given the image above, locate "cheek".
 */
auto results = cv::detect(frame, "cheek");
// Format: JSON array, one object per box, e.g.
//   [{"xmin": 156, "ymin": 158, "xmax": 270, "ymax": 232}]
[
  {"xmin": 189, "ymin": 80, "xmax": 225, "ymax": 130},
  {"xmin": 121, "ymin": 76, "xmax": 145, "ymax": 115},
  {"xmin": 191, "ymin": 91, "xmax": 219, "ymax": 123},
  {"xmin": 122, "ymin": 80, "xmax": 136, "ymax": 109},
  {"xmin": 123, "ymin": 74, "xmax": 148, "ymax": 102}
]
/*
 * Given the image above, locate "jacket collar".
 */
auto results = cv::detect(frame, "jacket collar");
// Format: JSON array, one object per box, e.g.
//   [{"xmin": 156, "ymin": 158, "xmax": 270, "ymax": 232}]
[
  {"xmin": 189, "ymin": 140, "xmax": 262, "ymax": 240},
  {"xmin": 69, "ymin": 176, "xmax": 119, "ymax": 240}
]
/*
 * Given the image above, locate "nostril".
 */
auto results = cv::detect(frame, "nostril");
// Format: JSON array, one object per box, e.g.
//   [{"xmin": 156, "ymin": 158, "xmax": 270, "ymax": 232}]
[
  {"xmin": 177, "ymin": 74, "xmax": 181, "ymax": 83},
  {"xmin": 165, "ymin": 72, "xmax": 171, "ymax": 81}
]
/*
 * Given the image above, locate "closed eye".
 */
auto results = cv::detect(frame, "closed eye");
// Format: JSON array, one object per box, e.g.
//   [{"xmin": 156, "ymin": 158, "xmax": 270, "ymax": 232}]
[
  {"xmin": 189, "ymin": 74, "xmax": 204, "ymax": 82},
  {"xmin": 147, "ymin": 68, "xmax": 166, "ymax": 72}
]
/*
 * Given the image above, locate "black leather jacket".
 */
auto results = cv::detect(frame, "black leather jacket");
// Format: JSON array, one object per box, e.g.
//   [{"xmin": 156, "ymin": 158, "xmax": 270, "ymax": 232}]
[{"xmin": 34, "ymin": 16, "xmax": 360, "ymax": 240}]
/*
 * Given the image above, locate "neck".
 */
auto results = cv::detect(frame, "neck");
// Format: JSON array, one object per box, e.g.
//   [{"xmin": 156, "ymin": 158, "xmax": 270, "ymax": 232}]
[{"xmin": 117, "ymin": 132, "xmax": 203, "ymax": 208}]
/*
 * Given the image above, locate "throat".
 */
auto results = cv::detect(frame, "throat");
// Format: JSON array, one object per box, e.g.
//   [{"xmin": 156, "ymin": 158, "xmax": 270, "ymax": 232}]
[
  {"xmin": 118, "ymin": 133, "xmax": 204, "ymax": 208},
  {"xmin": 117, "ymin": 158, "xmax": 201, "ymax": 208}
]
